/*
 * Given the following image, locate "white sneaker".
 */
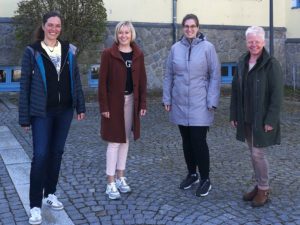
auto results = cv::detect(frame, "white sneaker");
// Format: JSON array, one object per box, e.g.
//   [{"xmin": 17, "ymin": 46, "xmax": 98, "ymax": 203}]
[
  {"xmin": 44, "ymin": 194, "xmax": 64, "ymax": 210},
  {"xmin": 29, "ymin": 207, "xmax": 42, "ymax": 225},
  {"xmin": 116, "ymin": 177, "xmax": 131, "ymax": 193},
  {"xmin": 106, "ymin": 182, "xmax": 121, "ymax": 199}
]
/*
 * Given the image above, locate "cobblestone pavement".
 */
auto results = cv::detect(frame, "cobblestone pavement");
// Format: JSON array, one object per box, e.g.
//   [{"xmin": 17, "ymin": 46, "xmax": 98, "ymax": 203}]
[{"xmin": 0, "ymin": 95, "xmax": 299, "ymax": 225}]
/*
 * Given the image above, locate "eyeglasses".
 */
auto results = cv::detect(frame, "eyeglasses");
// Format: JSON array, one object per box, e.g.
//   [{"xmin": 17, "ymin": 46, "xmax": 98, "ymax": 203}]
[{"xmin": 183, "ymin": 25, "xmax": 198, "ymax": 29}]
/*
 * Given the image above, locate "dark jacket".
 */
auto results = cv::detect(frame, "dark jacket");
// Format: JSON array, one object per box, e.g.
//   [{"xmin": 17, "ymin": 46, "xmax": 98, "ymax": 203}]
[
  {"xmin": 230, "ymin": 48, "xmax": 283, "ymax": 148},
  {"xmin": 19, "ymin": 41, "xmax": 86, "ymax": 126},
  {"xmin": 98, "ymin": 42, "xmax": 147, "ymax": 143}
]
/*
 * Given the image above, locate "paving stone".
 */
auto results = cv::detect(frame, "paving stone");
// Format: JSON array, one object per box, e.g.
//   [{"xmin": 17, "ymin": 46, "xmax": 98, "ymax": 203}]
[{"xmin": 0, "ymin": 96, "xmax": 299, "ymax": 224}]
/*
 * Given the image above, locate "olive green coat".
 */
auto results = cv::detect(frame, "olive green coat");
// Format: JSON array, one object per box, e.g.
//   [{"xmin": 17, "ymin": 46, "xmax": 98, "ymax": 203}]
[{"xmin": 230, "ymin": 48, "xmax": 283, "ymax": 148}]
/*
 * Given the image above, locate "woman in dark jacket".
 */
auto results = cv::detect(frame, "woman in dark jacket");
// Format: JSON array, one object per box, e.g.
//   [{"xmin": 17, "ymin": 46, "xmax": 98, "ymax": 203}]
[
  {"xmin": 230, "ymin": 26, "xmax": 283, "ymax": 207},
  {"xmin": 98, "ymin": 21, "xmax": 147, "ymax": 200},
  {"xmin": 18, "ymin": 11, "xmax": 85, "ymax": 224}
]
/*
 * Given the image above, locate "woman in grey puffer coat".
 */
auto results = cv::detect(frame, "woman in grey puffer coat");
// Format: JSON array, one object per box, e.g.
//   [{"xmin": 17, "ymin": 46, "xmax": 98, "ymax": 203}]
[{"xmin": 163, "ymin": 14, "xmax": 220, "ymax": 197}]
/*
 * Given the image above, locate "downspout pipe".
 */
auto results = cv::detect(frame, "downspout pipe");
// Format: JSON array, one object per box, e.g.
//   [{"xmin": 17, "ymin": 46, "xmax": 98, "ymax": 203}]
[
  {"xmin": 172, "ymin": 0, "xmax": 177, "ymax": 43},
  {"xmin": 269, "ymin": 0, "xmax": 274, "ymax": 56}
]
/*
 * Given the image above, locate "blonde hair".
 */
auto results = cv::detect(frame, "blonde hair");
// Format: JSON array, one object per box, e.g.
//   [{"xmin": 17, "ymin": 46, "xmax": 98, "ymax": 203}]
[
  {"xmin": 114, "ymin": 21, "xmax": 136, "ymax": 43},
  {"xmin": 245, "ymin": 26, "xmax": 265, "ymax": 40}
]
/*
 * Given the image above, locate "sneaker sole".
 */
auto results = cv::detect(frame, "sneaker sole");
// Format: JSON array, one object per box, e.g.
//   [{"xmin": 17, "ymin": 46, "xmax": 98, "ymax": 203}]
[
  {"xmin": 107, "ymin": 195, "xmax": 121, "ymax": 200},
  {"xmin": 106, "ymin": 191, "xmax": 121, "ymax": 200},
  {"xmin": 29, "ymin": 219, "xmax": 42, "ymax": 225},
  {"xmin": 198, "ymin": 185, "xmax": 212, "ymax": 197},
  {"xmin": 47, "ymin": 205, "xmax": 64, "ymax": 210},
  {"xmin": 181, "ymin": 179, "xmax": 200, "ymax": 190},
  {"xmin": 118, "ymin": 189, "xmax": 131, "ymax": 193}
]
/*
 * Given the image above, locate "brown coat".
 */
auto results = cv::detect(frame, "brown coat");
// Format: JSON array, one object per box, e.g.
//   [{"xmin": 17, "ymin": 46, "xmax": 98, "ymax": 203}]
[{"xmin": 98, "ymin": 42, "xmax": 147, "ymax": 143}]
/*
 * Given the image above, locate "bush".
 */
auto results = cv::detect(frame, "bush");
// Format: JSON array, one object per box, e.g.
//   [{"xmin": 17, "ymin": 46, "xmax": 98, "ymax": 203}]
[{"xmin": 13, "ymin": 0, "xmax": 107, "ymax": 56}]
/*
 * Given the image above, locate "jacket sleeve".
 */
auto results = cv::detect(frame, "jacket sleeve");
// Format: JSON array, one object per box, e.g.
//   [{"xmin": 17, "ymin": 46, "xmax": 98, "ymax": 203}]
[
  {"xmin": 139, "ymin": 53, "xmax": 147, "ymax": 110},
  {"xmin": 230, "ymin": 65, "xmax": 239, "ymax": 122},
  {"xmin": 206, "ymin": 44, "xmax": 221, "ymax": 108},
  {"xmin": 98, "ymin": 50, "xmax": 110, "ymax": 113},
  {"xmin": 264, "ymin": 58, "xmax": 283, "ymax": 126},
  {"xmin": 74, "ymin": 55, "xmax": 86, "ymax": 114},
  {"xmin": 18, "ymin": 47, "xmax": 33, "ymax": 126},
  {"xmin": 162, "ymin": 48, "xmax": 174, "ymax": 105}
]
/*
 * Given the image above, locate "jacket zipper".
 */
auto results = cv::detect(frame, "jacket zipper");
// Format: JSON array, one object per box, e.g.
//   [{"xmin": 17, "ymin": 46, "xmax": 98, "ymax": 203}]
[
  {"xmin": 187, "ymin": 44, "xmax": 192, "ymax": 125},
  {"xmin": 41, "ymin": 51, "xmax": 69, "ymax": 104},
  {"xmin": 188, "ymin": 46, "xmax": 192, "ymax": 61}
]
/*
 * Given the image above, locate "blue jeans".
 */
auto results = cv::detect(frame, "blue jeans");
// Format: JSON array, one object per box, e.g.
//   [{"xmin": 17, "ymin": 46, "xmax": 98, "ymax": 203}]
[{"xmin": 30, "ymin": 108, "xmax": 73, "ymax": 208}]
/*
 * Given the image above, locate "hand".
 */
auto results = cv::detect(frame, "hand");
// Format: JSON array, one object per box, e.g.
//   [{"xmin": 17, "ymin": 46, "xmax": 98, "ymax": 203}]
[
  {"xmin": 230, "ymin": 121, "xmax": 238, "ymax": 128},
  {"xmin": 23, "ymin": 126, "xmax": 31, "ymax": 132},
  {"xmin": 208, "ymin": 106, "xmax": 217, "ymax": 112},
  {"xmin": 164, "ymin": 105, "xmax": 171, "ymax": 112},
  {"xmin": 264, "ymin": 124, "xmax": 273, "ymax": 132},
  {"xmin": 77, "ymin": 113, "xmax": 85, "ymax": 121},
  {"xmin": 140, "ymin": 109, "xmax": 147, "ymax": 116},
  {"xmin": 101, "ymin": 112, "xmax": 110, "ymax": 118}
]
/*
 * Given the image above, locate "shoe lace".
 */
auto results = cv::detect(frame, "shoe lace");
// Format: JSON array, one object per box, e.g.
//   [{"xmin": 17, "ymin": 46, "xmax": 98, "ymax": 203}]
[
  {"xmin": 31, "ymin": 207, "xmax": 41, "ymax": 218},
  {"xmin": 110, "ymin": 182, "xmax": 118, "ymax": 192},
  {"xmin": 119, "ymin": 177, "xmax": 128, "ymax": 186},
  {"xmin": 48, "ymin": 194, "xmax": 59, "ymax": 203}
]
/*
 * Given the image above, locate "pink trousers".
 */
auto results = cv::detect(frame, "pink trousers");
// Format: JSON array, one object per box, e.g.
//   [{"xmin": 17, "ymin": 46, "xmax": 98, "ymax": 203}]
[
  {"xmin": 244, "ymin": 123, "xmax": 269, "ymax": 190},
  {"xmin": 106, "ymin": 94, "xmax": 133, "ymax": 176}
]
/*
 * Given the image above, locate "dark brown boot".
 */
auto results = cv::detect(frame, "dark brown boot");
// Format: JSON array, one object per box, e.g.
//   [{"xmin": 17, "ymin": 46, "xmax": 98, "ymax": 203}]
[
  {"xmin": 242, "ymin": 186, "xmax": 258, "ymax": 201},
  {"xmin": 251, "ymin": 188, "xmax": 269, "ymax": 207}
]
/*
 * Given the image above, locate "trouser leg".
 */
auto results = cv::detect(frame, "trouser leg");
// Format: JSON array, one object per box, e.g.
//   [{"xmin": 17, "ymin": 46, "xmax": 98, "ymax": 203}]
[
  {"xmin": 44, "ymin": 108, "xmax": 74, "ymax": 197},
  {"xmin": 244, "ymin": 123, "xmax": 269, "ymax": 190},
  {"xmin": 178, "ymin": 125, "xmax": 197, "ymax": 174},
  {"xmin": 189, "ymin": 126, "xmax": 210, "ymax": 180}
]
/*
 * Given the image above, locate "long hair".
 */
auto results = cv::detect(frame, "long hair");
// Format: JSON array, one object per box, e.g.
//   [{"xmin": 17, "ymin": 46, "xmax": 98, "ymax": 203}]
[{"xmin": 34, "ymin": 11, "xmax": 62, "ymax": 41}]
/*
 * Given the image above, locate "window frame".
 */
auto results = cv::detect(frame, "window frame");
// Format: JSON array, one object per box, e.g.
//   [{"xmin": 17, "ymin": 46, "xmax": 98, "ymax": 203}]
[
  {"xmin": 88, "ymin": 64, "xmax": 100, "ymax": 88},
  {"xmin": 0, "ymin": 66, "xmax": 21, "ymax": 92},
  {"xmin": 291, "ymin": 0, "xmax": 300, "ymax": 8},
  {"xmin": 221, "ymin": 63, "xmax": 237, "ymax": 84}
]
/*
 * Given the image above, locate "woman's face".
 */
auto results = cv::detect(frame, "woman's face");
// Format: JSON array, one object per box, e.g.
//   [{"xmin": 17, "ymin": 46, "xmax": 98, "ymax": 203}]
[
  {"xmin": 42, "ymin": 16, "xmax": 62, "ymax": 42},
  {"xmin": 246, "ymin": 33, "xmax": 265, "ymax": 57},
  {"xmin": 183, "ymin": 19, "xmax": 199, "ymax": 39},
  {"xmin": 117, "ymin": 25, "xmax": 132, "ymax": 46}
]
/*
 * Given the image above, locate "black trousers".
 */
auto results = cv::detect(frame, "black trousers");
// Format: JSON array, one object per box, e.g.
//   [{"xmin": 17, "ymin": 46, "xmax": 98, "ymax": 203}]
[{"xmin": 178, "ymin": 125, "xmax": 210, "ymax": 180}]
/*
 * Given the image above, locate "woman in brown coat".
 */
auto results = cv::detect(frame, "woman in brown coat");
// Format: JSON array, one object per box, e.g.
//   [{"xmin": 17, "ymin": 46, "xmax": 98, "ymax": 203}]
[{"xmin": 98, "ymin": 21, "xmax": 147, "ymax": 200}]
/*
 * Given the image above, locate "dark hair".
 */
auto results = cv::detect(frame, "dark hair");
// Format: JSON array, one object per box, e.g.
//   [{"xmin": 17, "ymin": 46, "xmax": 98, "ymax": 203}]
[
  {"xmin": 34, "ymin": 11, "xmax": 62, "ymax": 41},
  {"xmin": 181, "ymin": 14, "xmax": 199, "ymax": 27}
]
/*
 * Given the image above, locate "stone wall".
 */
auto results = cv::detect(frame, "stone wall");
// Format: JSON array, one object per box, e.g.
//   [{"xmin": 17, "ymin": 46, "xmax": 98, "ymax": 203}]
[
  {"xmin": 285, "ymin": 40, "xmax": 300, "ymax": 88},
  {"xmin": 0, "ymin": 19, "xmax": 293, "ymax": 91},
  {"xmin": 78, "ymin": 22, "xmax": 173, "ymax": 91},
  {"xmin": 0, "ymin": 18, "xmax": 22, "ymax": 66}
]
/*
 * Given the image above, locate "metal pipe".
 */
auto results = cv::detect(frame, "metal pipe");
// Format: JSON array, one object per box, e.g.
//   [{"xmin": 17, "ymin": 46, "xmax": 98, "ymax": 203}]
[
  {"xmin": 172, "ymin": 0, "xmax": 177, "ymax": 43},
  {"xmin": 269, "ymin": 0, "xmax": 274, "ymax": 56}
]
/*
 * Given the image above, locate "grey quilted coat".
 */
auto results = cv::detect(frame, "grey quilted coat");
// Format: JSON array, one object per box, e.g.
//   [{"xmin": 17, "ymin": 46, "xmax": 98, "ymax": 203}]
[{"xmin": 163, "ymin": 34, "xmax": 221, "ymax": 126}]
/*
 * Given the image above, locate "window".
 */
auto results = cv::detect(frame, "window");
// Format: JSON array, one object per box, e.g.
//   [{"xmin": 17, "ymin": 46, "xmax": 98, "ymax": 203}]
[
  {"xmin": 221, "ymin": 63, "xmax": 237, "ymax": 84},
  {"xmin": 291, "ymin": 0, "xmax": 300, "ymax": 8},
  {"xmin": 0, "ymin": 66, "xmax": 21, "ymax": 92},
  {"xmin": 88, "ymin": 64, "xmax": 100, "ymax": 87}
]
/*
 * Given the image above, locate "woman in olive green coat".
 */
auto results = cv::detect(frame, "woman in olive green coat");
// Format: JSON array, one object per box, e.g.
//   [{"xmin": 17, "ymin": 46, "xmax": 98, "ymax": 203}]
[{"xmin": 230, "ymin": 26, "xmax": 283, "ymax": 207}]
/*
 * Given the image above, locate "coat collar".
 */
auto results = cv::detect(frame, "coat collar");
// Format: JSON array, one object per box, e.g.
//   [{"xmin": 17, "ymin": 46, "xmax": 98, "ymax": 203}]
[
  {"xmin": 241, "ymin": 48, "xmax": 271, "ymax": 68},
  {"xmin": 180, "ymin": 32, "xmax": 205, "ymax": 47},
  {"xmin": 30, "ymin": 40, "xmax": 71, "ymax": 62},
  {"xmin": 110, "ymin": 42, "xmax": 143, "ymax": 61}
]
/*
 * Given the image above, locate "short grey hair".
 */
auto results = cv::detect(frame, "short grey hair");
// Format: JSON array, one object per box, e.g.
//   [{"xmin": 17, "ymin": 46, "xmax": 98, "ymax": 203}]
[
  {"xmin": 114, "ymin": 21, "xmax": 136, "ymax": 44},
  {"xmin": 245, "ymin": 26, "xmax": 265, "ymax": 40}
]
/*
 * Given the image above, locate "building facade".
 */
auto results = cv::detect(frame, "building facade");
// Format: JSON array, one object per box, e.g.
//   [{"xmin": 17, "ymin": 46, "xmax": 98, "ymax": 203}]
[{"xmin": 0, "ymin": 0, "xmax": 299, "ymax": 92}]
